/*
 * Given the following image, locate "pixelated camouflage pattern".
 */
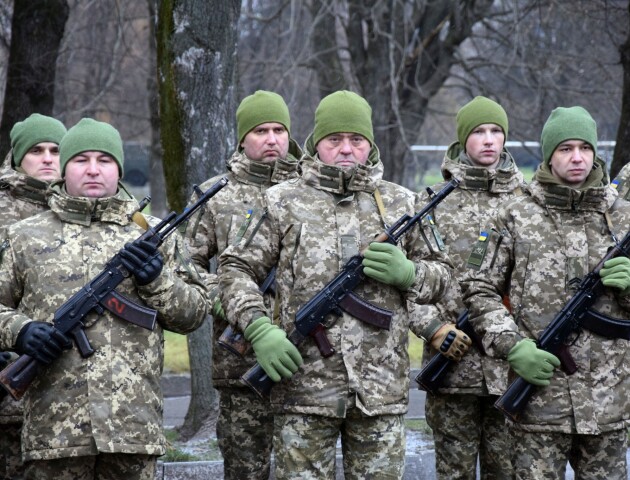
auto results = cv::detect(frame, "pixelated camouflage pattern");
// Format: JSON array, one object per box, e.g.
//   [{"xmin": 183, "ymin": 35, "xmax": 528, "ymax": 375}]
[
  {"xmin": 0, "ymin": 183, "xmax": 208, "ymax": 461},
  {"xmin": 417, "ymin": 143, "xmax": 525, "ymax": 396},
  {"xmin": 0, "ymin": 153, "xmax": 56, "ymax": 479},
  {"xmin": 23, "ymin": 452, "xmax": 157, "ymax": 479},
  {"xmin": 0, "ymin": 161, "xmax": 52, "ymax": 425},
  {"xmin": 612, "ymin": 162, "xmax": 630, "ymax": 200},
  {"xmin": 216, "ymin": 387, "xmax": 274, "ymax": 479},
  {"xmin": 219, "ymin": 135, "xmax": 452, "ymax": 418},
  {"xmin": 462, "ymin": 159, "xmax": 630, "ymax": 434},
  {"xmin": 273, "ymin": 410, "xmax": 405, "ymax": 479},
  {"xmin": 185, "ymin": 143, "xmax": 300, "ymax": 387},
  {"xmin": 0, "ymin": 422, "xmax": 21, "ymax": 478},
  {"xmin": 426, "ymin": 393, "xmax": 513, "ymax": 480},
  {"xmin": 0, "ymin": 155, "xmax": 50, "ymax": 227},
  {"xmin": 512, "ymin": 429, "xmax": 627, "ymax": 479}
]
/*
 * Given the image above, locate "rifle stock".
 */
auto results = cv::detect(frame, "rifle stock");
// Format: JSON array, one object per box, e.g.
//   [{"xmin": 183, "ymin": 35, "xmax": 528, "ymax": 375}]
[
  {"xmin": 242, "ymin": 179, "xmax": 460, "ymax": 398},
  {"xmin": 0, "ymin": 177, "xmax": 228, "ymax": 400}
]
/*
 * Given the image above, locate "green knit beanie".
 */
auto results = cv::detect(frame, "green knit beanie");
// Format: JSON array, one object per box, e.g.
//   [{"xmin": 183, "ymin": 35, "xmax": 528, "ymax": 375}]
[
  {"xmin": 456, "ymin": 96, "xmax": 509, "ymax": 146},
  {"xmin": 10, "ymin": 113, "xmax": 67, "ymax": 167},
  {"xmin": 236, "ymin": 90, "xmax": 291, "ymax": 145},
  {"xmin": 541, "ymin": 106, "xmax": 597, "ymax": 165},
  {"xmin": 313, "ymin": 90, "xmax": 374, "ymax": 146},
  {"xmin": 59, "ymin": 118, "xmax": 124, "ymax": 176}
]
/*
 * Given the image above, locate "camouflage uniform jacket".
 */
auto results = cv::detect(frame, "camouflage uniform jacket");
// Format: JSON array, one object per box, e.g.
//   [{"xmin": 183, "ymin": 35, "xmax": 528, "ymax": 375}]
[
  {"xmin": 611, "ymin": 162, "xmax": 630, "ymax": 200},
  {"xmin": 0, "ymin": 157, "xmax": 50, "ymax": 226},
  {"xmin": 462, "ymin": 162, "xmax": 630, "ymax": 434},
  {"xmin": 0, "ymin": 184, "xmax": 208, "ymax": 461},
  {"xmin": 0, "ymin": 159, "xmax": 51, "ymax": 424},
  {"xmin": 186, "ymin": 144, "xmax": 300, "ymax": 388},
  {"xmin": 418, "ymin": 143, "xmax": 525, "ymax": 395},
  {"xmin": 219, "ymin": 136, "xmax": 452, "ymax": 418}
]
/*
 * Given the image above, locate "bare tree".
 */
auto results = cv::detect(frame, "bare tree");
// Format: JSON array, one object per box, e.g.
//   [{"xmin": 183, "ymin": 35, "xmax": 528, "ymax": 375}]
[
  {"xmin": 613, "ymin": 0, "xmax": 630, "ymax": 178},
  {"xmin": 0, "ymin": 0, "xmax": 14, "ymax": 122},
  {"xmin": 238, "ymin": 0, "xmax": 628, "ymax": 186},
  {"xmin": 0, "ymin": 0, "xmax": 69, "ymax": 155},
  {"xmin": 156, "ymin": 0, "xmax": 240, "ymax": 440}
]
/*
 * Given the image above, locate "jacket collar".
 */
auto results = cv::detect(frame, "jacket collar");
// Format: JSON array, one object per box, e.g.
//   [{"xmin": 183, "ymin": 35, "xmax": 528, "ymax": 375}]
[
  {"xmin": 0, "ymin": 161, "xmax": 51, "ymax": 206},
  {"xmin": 228, "ymin": 141, "xmax": 300, "ymax": 187},
  {"xmin": 48, "ymin": 180, "xmax": 139, "ymax": 226},
  {"xmin": 300, "ymin": 133, "xmax": 382, "ymax": 195},
  {"xmin": 442, "ymin": 141, "xmax": 524, "ymax": 193}
]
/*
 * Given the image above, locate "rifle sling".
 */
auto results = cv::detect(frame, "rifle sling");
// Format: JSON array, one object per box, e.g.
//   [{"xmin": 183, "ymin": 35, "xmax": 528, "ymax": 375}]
[{"xmin": 580, "ymin": 308, "xmax": 630, "ymax": 340}]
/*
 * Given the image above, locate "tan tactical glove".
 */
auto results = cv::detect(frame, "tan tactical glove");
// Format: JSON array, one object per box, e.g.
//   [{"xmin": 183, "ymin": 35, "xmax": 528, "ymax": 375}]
[{"xmin": 430, "ymin": 323, "xmax": 472, "ymax": 361}]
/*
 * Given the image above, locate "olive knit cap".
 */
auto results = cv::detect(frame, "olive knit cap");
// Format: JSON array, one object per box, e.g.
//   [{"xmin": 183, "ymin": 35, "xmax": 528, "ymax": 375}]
[
  {"xmin": 456, "ymin": 96, "xmax": 509, "ymax": 147},
  {"xmin": 59, "ymin": 118, "xmax": 124, "ymax": 176},
  {"xmin": 236, "ymin": 90, "xmax": 291, "ymax": 145},
  {"xmin": 313, "ymin": 90, "xmax": 374, "ymax": 146},
  {"xmin": 541, "ymin": 106, "xmax": 597, "ymax": 165},
  {"xmin": 10, "ymin": 113, "xmax": 67, "ymax": 167}
]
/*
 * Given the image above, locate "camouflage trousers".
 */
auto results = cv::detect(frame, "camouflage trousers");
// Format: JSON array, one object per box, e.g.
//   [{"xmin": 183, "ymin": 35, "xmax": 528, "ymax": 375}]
[
  {"xmin": 273, "ymin": 408, "xmax": 405, "ymax": 480},
  {"xmin": 216, "ymin": 386, "xmax": 273, "ymax": 480},
  {"xmin": 0, "ymin": 422, "xmax": 23, "ymax": 479},
  {"xmin": 512, "ymin": 428, "xmax": 627, "ymax": 480},
  {"xmin": 426, "ymin": 393, "xmax": 514, "ymax": 480},
  {"xmin": 23, "ymin": 453, "xmax": 156, "ymax": 480}
]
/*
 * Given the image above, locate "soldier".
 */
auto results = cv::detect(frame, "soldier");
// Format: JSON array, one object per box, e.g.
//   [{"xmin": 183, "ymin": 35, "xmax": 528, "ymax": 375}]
[
  {"xmin": 0, "ymin": 113, "xmax": 67, "ymax": 479},
  {"xmin": 219, "ymin": 90, "xmax": 452, "ymax": 479},
  {"xmin": 462, "ymin": 106, "xmax": 630, "ymax": 479},
  {"xmin": 611, "ymin": 161, "xmax": 630, "ymax": 200},
  {"xmin": 417, "ymin": 96, "xmax": 524, "ymax": 479},
  {"xmin": 0, "ymin": 118, "xmax": 208, "ymax": 479},
  {"xmin": 185, "ymin": 90, "xmax": 301, "ymax": 479}
]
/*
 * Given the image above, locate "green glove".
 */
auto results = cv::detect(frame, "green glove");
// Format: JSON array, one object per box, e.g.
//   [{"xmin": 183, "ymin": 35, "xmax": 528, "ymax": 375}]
[
  {"xmin": 507, "ymin": 338, "xmax": 560, "ymax": 387},
  {"xmin": 212, "ymin": 297, "xmax": 225, "ymax": 321},
  {"xmin": 600, "ymin": 257, "xmax": 630, "ymax": 295},
  {"xmin": 244, "ymin": 317, "xmax": 303, "ymax": 382},
  {"xmin": 362, "ymin": 242, "xmax": 416, "ymax": 290}
]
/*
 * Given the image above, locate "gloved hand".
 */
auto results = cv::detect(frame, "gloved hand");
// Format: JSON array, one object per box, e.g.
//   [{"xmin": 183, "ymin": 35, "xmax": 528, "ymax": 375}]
[
  {"xmin": 15, "ymin": 321, "xmax": 72, "ymax": 365},
  {"xmin": 119, "ymin": 239, "xmax": 164, "ymax": 286},
  {"xmin": 430, "ymin": 324, "xmax": 472, "ymax": 361},
  {"xmin": 362, "ymin": 242, "xmax": 416, "ymax": 290},
  {"xmin": 212, "ymin": 297, "xmax": 225, "ymax": 321},
  {"xmin": 600, "ymin": 257, "xmax": 630, "ymax": 294},
  {"xmin": 244, "ymin": 316, "xmax": 303, "ymax": 382},
  {"xmin": 507, "ymin": 338, "xmax": 560, "ymax": 387},
  {"xmin": 0, "ymin": 351, "xmax": 11, "ymax": 370}
]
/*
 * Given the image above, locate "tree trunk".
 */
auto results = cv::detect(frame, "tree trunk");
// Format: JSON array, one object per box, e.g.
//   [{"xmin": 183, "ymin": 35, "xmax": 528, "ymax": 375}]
[
  {"xmin": 612, "ymin": 1, "xmax": 630, "ymax": 179},
  {"xmin": 0, "ymin": 0, "xmax": 68, "ymax": 156},
  {"xmin": 156, "ymin": 0, "xmax": 240, "ymax": 440},
  {"xmin": 147, "ymin": 0, "xmax": 167, "ymax": 219}
]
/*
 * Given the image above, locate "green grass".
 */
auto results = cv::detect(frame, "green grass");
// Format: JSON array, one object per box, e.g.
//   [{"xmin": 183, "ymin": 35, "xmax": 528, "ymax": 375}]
[
  {"xmin": 404, "ymin": 418, "xmax": 432, "ymax": 435},
  {"xmin": 164, "ymin": 331, "xmax": 190, "ymax": 373}
]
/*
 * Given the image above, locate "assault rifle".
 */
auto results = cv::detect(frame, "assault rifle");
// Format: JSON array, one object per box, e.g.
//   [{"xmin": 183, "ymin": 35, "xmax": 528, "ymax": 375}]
[
  {"xmin": 0, "ymin": 177, "xmax": 229, "ymax": 400},
  {"xmin": 495, "ymin": 229, "xmax": 630, "ymax": 422},
  {"xmin": 217, "ymin": 267, "xmax": 277, "ymax": 357},
  {"xmin": 415, "ymin": 310, "xmax": 485, "ymax": 394},
  {"xmin": 242, "ymin": 178, "xmax": 460, "ymax": 397}
]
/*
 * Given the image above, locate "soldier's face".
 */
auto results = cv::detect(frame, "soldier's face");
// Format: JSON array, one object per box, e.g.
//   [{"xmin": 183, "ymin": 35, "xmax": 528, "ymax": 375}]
[
  {"xmin": 64, "ymin": 151, "xmax": 120, "ymax": 198},
  {"xmin": 316, "ymin": 133, "xmax": 370, "ymax": 170},
  {"xmin": 549, "ymin": 140, "xmax": 594, "ymax": 188},
  {"xmin": 19, "ymin": 142, "xmax": 61, "ymax": 182},
  {"xmin": 464, "ymin": 123, "xmax": 505, "ymax": 169},
  {"xmin": 240, "ymin": 122, "xmax": 289, "ymax": 164}
]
